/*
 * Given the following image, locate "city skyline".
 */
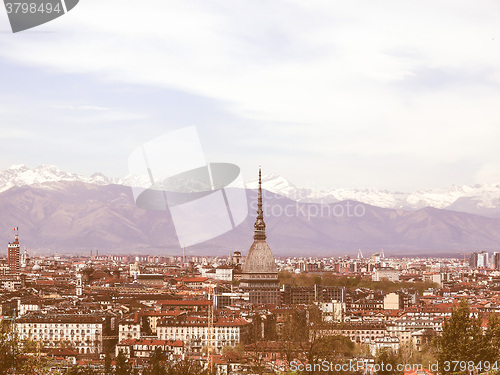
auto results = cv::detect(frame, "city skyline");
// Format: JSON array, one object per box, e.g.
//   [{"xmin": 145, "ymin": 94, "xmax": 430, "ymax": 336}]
[{"xmin": 2, "ymin": 2, "xmax": 500, "ymax": 374}]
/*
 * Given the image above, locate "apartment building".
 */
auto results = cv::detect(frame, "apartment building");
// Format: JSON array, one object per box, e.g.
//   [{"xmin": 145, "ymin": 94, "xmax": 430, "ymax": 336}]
[{"xmin": 16, "ymin": 313, "xmax": 111, "ymax": 354}]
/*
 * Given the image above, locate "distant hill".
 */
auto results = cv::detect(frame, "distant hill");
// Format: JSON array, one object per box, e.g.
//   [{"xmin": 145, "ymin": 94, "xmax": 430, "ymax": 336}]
[{"xmin": 1, "ymin": 181, "xmax": 500, "ymax": 257}]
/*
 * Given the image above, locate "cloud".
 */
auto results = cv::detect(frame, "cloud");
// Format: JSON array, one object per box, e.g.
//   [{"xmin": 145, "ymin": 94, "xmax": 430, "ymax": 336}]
[
  {"xmin": 52, "ymin": 105, "xmax": 109, "ymax": 111},
  {"xmin": 475, "ymin": 163, "xmax": 500, "ymax": 184},
  {"xmin": 0, "ymin": 128, "xmax": 32, "ymax": 139},
  {"xmin": 0, "ymin": 0, "xmax": 500, "ymax": 189}
]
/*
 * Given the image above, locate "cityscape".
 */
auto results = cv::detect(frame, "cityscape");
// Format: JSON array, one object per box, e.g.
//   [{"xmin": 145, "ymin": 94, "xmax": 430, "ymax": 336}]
[
  {"xmin": 2, "ymin": 0, "xmax": 500, "ymax": 374},
  {"xmin": 1, "ymin": 170, "xmax": 500, "ymax": 374}
]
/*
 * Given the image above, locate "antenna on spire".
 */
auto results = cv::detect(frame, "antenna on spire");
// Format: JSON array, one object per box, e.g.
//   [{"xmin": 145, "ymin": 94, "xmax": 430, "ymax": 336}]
[{"xmin": 253, "ymin": 167, "xmax": 266, "ymax": 241}]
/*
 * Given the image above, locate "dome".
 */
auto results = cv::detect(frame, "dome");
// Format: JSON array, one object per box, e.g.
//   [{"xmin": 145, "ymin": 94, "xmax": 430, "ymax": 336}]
[
  {"xmin": 32, "ymin": 263, "xmax": 41, "ymax": 271},
  {"xmin": 242, "ymin": 240, "xmax": 277, "ymax": 274}
]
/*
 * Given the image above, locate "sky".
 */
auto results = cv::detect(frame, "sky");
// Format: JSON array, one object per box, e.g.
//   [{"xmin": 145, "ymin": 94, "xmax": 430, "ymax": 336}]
[{"xmin": 0, "ymin": 0, "xmax": 500, "ymax": 192}]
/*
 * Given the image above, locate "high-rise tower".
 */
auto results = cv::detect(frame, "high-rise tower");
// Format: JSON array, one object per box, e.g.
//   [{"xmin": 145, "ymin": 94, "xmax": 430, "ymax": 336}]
[
  {"xmin": 240, "ymin": 168, "xmax": 280, "ymax": 304},
  {"xmin": 8, "ymin": 227, "xmax": 20, "ymax": 275}
]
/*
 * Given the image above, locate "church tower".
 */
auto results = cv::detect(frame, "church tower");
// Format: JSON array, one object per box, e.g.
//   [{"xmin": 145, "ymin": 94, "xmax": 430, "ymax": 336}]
[{"xmin": 240, "ymin": 168, "xmax": 280, "ymax": 304}]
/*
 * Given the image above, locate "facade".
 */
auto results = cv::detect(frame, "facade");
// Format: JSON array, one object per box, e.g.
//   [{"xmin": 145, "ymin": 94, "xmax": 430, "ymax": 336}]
[
  {"xmin": 16, "ymin": 313, "xmax": 111, "ymax": 354},
  {"xmin": 318, "ymin": 322, "xmax": 387, "ymax": 344},
  {"xmin": 478, "ymin": 251, "xmax": 489, "ymax": 268},
  {"xmin": 372, "ymin": 267, "xmax": 400, "ymax": 282},
  {"xmin": 349, "ymin": 298, "xmax": 384, "ymax": 310},
  {"xmin": 0, "ymin": 259, "xmax": 9, "ymax": 275},
  {"xmin": 175, "ymin": 277, "xmax": 208, "ymax": 289},
  {"xmin": 470, "ymin": 251, "xmax": 490, "ymax": 269},
  {"xmin": 116, "ymin": 338, "xmax": 183, "ymax": 358},
  {"xmin": 118, "ymin": 313, "xmax": 142, "ymax": 341},
  {"xmin": 423, "ymin": 272, "xmax": 442, "ymax": 287},
  {"xmin": 367, "ymin": 336, "xmax": 400, "ymax": 356},
  {"xmin": 493, "ymin": 252, "xmax": 500, "ymax": 270},
  {"xmin": 136, "ymin": 274, "xmax": 164, "ymax": 287},
  {"xmin": 202, "ymin": 266, "xmax": 233, "ymax": 281},
  {"xmin": 383, "ymin": 292, "xmax": 404, "ymax": 310},
  {"xmin": 17, "ymin": 298, "xmax": 41, "ymax": 316},
  {"xmin": 318, "ymin": 301, "xmax": 346, "ymax": 322},
  {"xmin": 157, "ymin": 316, "xmax": 250, "ymax": 354},
  {"xmin": 470, "ymin": 252, "xmax": 479, "ymax": 268},
  {"xmin": 281, "ymin": 284, "xmax": 346, "ymax": 305},
  {"xmin": 239, "ymin": 169, "xmax": 280, "ymax": 304},
  {"xmin": 0, "ymin": 275, "xmax": 23, "ymax": 291},
  {"xmin": 386, "ymin": 318, "xmax": 443, "ymax": 347}
]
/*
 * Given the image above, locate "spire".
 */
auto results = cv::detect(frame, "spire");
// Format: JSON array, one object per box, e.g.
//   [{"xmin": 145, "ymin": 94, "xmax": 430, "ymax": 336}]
[{"xmin": 253, "ymin": 167, "xmax": 266, "ymax": 241}]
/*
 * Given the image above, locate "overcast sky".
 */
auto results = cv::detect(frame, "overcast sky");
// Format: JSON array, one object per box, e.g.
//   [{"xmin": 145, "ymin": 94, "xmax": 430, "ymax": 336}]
[{"xmin": 0, "ymin": 0, "xmax": 499, "ymax": 191}]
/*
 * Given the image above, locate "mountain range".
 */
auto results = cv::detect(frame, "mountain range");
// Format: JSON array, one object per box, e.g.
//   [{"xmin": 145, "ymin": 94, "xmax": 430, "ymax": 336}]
[
  {"xmin": 245, "ymin": 174, "xmax": 500, "ymax": 218},
  {"xmin": 4, "ymin": 164, "xmax": 500, "ymax": 217},
  {"xmin": 1, "ymin": 164, "xmax": 500, "ymax": 256}
]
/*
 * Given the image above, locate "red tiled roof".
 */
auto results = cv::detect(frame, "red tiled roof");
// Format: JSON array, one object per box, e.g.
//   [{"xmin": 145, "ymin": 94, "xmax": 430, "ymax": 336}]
[
  {"xmin": 117, "ymin": 338, "xmax": 183, "ymax": 347},
  {"xmin": 157, "ymin": 300, "xmax": 210, "ymax": 306},
  {"xmin": 36, "ymin": 280, "xmax": 55, "ymax": 286}
]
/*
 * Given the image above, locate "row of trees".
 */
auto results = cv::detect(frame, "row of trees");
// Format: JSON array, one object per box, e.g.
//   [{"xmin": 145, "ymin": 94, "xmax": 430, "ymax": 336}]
[
  {"xmin": 278, "ymin": 271, "xmax": 437, "ymax": 293},
  {"xmin": 3, "ymin": 348, "xmax": 215, "ymax": 375}
]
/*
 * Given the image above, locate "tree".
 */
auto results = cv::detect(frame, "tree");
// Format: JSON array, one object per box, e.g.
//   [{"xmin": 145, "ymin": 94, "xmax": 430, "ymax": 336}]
[
  {"xmin": 0, "ymin": 321, "xmax": 51, "ymax": 374},
  {"xmin": 144, "ymin": 347, "xmax": 167, "ymax": 375},
  {"xmin": 275, "ymin": 304, "xmax": 361, "ymax": 375},
  {"xmin": 115, "ymin": 350, "xmax": 132, "ymax": 375},
  {"xmin": 17, "ymin": 340, "xmax": 54, "ymax": 375},
  {"xmin": 374, "ymin": 349, "xmax": 404, "ymax": 375},
  {"xmin": 247, "ymin": 345, "xmax": 270, "ymax": 375},
  {"xmin": 306, "ymin": 334, "xmax": 356, "ymax": 370},
  {"xmin": 277, "ymin": 309, "xmax": 308, "ymax": 371},
  {"xmin": 66, "ymin": 364, "xmax": 97, "ymax": 375},
  {"xmin": 435, "ymin": 299, "xmax": 495, "ymax": 374},
  {"xmin": 164, "ymin": 357, "xmax": 215, "ymax": 375},
  {"xmin": 79, "ymin": 364, "xmax": 97, "ymax": 375},
  {"xmin": 104, "ymin": 352, "xmax": 112, "ymax": 375},
  {"xmin": 0, "ymin": 321, "xmax": 16, "ymax": 374}
]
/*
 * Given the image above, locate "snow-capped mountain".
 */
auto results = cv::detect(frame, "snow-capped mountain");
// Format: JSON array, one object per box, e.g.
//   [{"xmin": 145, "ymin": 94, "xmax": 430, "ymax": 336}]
[
  {"xmin": 0, "ymin": 164, "xmax": 172, "ymax": 192},
  {"xmin": 3, "ymin": 165, "xmax": 500, "ymax": 216},
  {"xmin": 2, "ymin": 181, "xmax": 500, "ymax": 255},
  {"xmin": 4, "ymin": 165, "xmax": 500, "ymax": 254},
  {"xmin": 246, "ymin": 173, "xmax": 500, "ymax": 216},
  {"xmin": 0, "ymin": 164, "xmax": 120, "ymax": 192}
]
